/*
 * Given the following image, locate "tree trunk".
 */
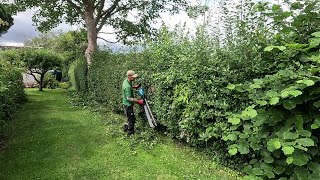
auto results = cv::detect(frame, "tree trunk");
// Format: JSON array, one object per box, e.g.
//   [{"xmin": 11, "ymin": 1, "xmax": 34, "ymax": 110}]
[
  {"xmin": 39, "ymin": 73, "xmax": 45, "ymax": 91},
  {"xmin": 84, "ymin": 3, "xmax": 98, "ymax": 67}
]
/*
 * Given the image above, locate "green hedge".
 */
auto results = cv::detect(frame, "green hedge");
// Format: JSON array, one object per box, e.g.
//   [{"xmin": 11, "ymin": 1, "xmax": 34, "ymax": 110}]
[{"xmin": 0, "ymin": 51, "xmax": 26, "ymax": 137}]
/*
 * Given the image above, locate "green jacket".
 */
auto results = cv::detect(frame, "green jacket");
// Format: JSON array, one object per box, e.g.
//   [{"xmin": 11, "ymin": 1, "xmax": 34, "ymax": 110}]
[{"xmin": 122, "ymin": 78, "xmax": 134, "ymax": 106}]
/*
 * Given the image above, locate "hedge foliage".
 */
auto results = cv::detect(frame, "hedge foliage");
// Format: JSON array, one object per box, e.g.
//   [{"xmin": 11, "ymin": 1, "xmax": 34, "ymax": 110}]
[
  {"xmin": 0, "ymin": 50, "xmax": 26, "ymax": 137},
  {"xmin": 71, "ymin": 0, "xmax": 320, "ymax": 179}
]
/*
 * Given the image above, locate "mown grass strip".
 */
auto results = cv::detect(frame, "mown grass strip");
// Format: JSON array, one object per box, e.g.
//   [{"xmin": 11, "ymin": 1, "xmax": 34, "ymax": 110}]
[{"xmin": 0, "ymin": 89, "xmax": 240, "ymax": 179}]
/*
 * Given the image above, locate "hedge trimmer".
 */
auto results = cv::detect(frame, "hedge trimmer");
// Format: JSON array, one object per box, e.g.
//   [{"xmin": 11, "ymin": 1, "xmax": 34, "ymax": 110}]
[{"xmin": 138, "ymin": 87, "xmax": 157, "ymax": 128}]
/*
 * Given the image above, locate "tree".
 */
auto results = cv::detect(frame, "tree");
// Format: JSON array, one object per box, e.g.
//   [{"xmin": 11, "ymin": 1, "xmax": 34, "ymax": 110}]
[
  {"xmin": 22, "ymin": 49, "xmax": 63, "ymax": 91},
  {"xmin": 15, "ymin": 0, "xmax": 190, "ymax": 66},
  {"xmin": 0, "ymin": 3, "xmax": 14, "ymax": 36}
]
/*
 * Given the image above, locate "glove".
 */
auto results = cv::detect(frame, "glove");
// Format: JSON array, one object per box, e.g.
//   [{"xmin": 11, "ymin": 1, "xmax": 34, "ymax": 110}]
[{"xmin": 136, "ymin": 99, "xmax": 144, "ymax": 105}]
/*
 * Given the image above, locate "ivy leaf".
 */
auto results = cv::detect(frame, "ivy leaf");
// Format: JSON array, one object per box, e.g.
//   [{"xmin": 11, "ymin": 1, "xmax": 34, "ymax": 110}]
[
  {"xmin": 296, "ymin": 138, "xmax": 314, "ymax": 147},
  {"xmin": 269, "ymin": 97, "xmax": 279, "ymax": 105},
  {"xmin": 282, "ymin": 146, "xmax": 295, "ymax": 155},
  {"xmin": 311, "ymin": 32, "xmax": 320, "ymax": 37},
  {"xmin": 228, "ymin": 117, "xmax": 241, "ymax": 125},
  {"xmin": 283, "ymin": 100, "xmax": 296, "ymax": 110},
  {"xmin": 297, "ymin": 79, "xmax": 315, "ymax": 86}
]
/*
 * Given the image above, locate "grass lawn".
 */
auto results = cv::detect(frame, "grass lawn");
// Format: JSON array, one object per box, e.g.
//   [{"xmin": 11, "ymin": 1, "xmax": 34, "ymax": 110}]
[{"xmin": 0, "ymin": 88, "xmax": 240, "ymax": 179}]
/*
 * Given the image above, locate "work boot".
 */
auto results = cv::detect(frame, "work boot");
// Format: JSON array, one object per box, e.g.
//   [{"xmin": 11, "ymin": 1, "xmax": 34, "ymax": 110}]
[{"xmin": 123, "ymin": 123, "xmax": 128, "ymax": 132}]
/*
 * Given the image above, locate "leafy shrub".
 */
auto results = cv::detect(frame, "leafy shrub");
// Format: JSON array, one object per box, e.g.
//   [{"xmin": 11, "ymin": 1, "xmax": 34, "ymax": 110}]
[
  {"xmin": 0, "ymin": 52, "xmax": 26, "ymax": 137},
  {"xmin": 59, "ymin": 82, "xmax": 70, "ymax": 89}
]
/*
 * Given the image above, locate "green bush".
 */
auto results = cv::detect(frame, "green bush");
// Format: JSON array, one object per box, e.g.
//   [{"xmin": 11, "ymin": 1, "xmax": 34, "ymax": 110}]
[
  {"xmin": 59, "ymin": 82, "xmax": 70, "ymax": 89},
  {"xmin": 0, "ymin": 52, "xmax": 26, "ymax": 137},
  {"xmin": 71, "ymin": 58, "xmax": 88, "ymax": 93}
]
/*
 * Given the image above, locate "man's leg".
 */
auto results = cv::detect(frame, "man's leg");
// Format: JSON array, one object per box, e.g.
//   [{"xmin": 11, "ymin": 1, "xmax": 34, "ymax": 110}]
[{"xmin": 126, "ymin": 105, "xmax": 135, "ymax": 135}]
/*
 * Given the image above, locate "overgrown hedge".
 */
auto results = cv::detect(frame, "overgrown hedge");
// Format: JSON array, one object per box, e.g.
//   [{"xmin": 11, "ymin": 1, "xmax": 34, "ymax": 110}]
[
  {"xmin": 0, "ymin": 51, "xmax": 25, "ymax": 137},
  {"xmin": 70, "ymin": 0, "xmax": 320, "ymax": 178}
]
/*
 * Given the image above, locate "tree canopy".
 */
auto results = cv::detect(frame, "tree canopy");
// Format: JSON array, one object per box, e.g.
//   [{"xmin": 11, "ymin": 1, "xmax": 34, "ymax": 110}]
[
  {"xmin": 15, "ymin": 0, "xmax": 191, "ymax": 65},
  {"xmin": 0, "ymin": 3, "xmax": 14, "ymax": 36}
]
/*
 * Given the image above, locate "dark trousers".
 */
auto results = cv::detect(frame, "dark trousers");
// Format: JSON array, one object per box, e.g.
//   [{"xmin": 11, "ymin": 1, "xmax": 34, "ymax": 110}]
[{"xmin": 124, "ymin": 105, "xmax": 135, "ymax": 135}]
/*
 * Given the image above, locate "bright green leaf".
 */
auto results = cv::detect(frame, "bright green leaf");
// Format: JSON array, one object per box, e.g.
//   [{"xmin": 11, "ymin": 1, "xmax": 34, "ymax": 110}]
[
  {"xmin": 264, "ymin": 46, "xmax": 274, "ymax": 52},
  {"xmin": 226, "ymin": 134, "xmax": 237, "ymax": 141},
  {"xmin": 296, "ymin": 138, "xmax": 314, "ymax": 147},
  {"xmin": 227, "ymin": 84, "xmax": 235, "ymax": 90},
  {"xmin": 269, "ymin": 97, "xmax": 279, "ymax": 105},
  {"xmin": 228, "ymin": 117, "xmax": 241, "ymax": 125},
  {"xmin": 297, "ymin": 79, "xmax": 315, "ymax": 86},
  {"xmin": 311, "ymin": 124, "xmax": 319, "ymax": 129},
  {"xmin": 309, "ymin": 38, "xmax": 320, "ymax": 48},
  {"xmin": 311, "ymin": 32, "xmax": 320, "ymax": 37},
  {"xmin": 282, "ymin": 146, "xmax": 294, "ymax": 155},
  {"xmin": 283, "ymin": 131, "xmax": 299, "ymax": 140},
  {"xmin": 286, "ymin": 157, "xmax": 293, "ymax": 164},
  {"xmin": 256, "ymin": 100, "xmax": 267, "ymax": 106},
  {"xmin": 228, "ymin": 147, "xmax": 237, "ymax": 155}
]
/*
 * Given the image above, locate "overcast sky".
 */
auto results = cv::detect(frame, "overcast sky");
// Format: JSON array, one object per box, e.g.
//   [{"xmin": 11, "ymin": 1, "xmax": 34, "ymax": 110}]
[{"xmin": 0, "ymin": 3, "xmax": 203, "ymax": 49}]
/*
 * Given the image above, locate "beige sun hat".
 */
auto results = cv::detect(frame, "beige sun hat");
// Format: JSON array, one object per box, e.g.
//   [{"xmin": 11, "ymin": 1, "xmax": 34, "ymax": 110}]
[{"xmin": 127, "ymin": 70, "xmax": 138, "ymax": 78}]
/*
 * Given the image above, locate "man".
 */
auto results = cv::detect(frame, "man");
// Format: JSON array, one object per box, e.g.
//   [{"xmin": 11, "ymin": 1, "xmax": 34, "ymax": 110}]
[{"xmin": 122, "ymin": 70, "xmax": 143, "ymax": 135}]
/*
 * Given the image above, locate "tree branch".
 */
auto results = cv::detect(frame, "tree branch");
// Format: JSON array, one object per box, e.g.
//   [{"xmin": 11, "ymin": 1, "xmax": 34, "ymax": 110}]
[
  {"xmin": 95, "ymin": 0, "xmax": 105, "ymax": 25},
  {"xmin": 96, "ymin": 0, "xmax": 121, "ymax": 31},
  {"xmin": 97, "ymin": 36, "xmax": 118, "ymax": 43},
  {"xmin": 66, "ymin": 0, "xmax": 84, "ymax": 17},
  {"xmin": 27, "ymin": 72, "xmax": 40, "ymax": 84}
]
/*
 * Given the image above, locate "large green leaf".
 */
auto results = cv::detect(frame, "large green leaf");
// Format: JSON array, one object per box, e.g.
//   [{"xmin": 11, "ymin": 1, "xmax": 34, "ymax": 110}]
[
  {"xmin": 283, "ymin": 131, "xmax": 299, "ymax": 140},
  {"xmin": 293, "ymin": 152, "xmax": 310, "ymax": 166},
  {"xmin": 263, "ymin": 155, "xmax": 274, "ymax": 163},
  {"xmin": 267, "ymin": 138, "xmax": 281, "ymax": 152},
  {"xmin": 228, "ymin": 147, "xmax": 237, "ymax": 155},
  {"xmin": 309, "ymin": 162, "xmax": 320, "ymax": 174},
  {"xmin": 283, "ymin": 100, "xmax": 296, "ymax": 110},
  {"xmin": 286, "ymin": 157, "xmax": 294, "ymax": 164},
  {"xmin": 296, "ymin": 138, "xmax": 314, "ymax": 147},
  {"xmin": 228, "ymin": 117, "xmax": 241, "ymax": 125},
  {"xmin": 309, "ymin": 38, "xmax": 320, "ymax": 48},
  {"xmin": 269, "ymin": 97, "xmax": 279, "ymax": 105},
  {"xmin": 311, "ymin": 32, "xmax": 320, "ymax": 37},
  {"xmin": 226, "ymin": 134, "xmax": 237, "ymax": 141},
  {"xmin": 297, "ymin": 79, "xmax": 315, "ymax": 86},
  {"xmin": 273, "ymin": 166, "xmax": 285, "ymax": 175},
  {"xmin": 227, "ymin": 84, "xmax": 235, "ymax": 90},
  {"xmin": 294, "ymin": 167, "xmax": 309, "ymax": 180},
  {"xmin": 242, "ymin": 107, "xmax": 258, "ymax": 118},
  {"xmin": 282, "ymin": 146, "xmax": 295, "ymax": 155}
]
